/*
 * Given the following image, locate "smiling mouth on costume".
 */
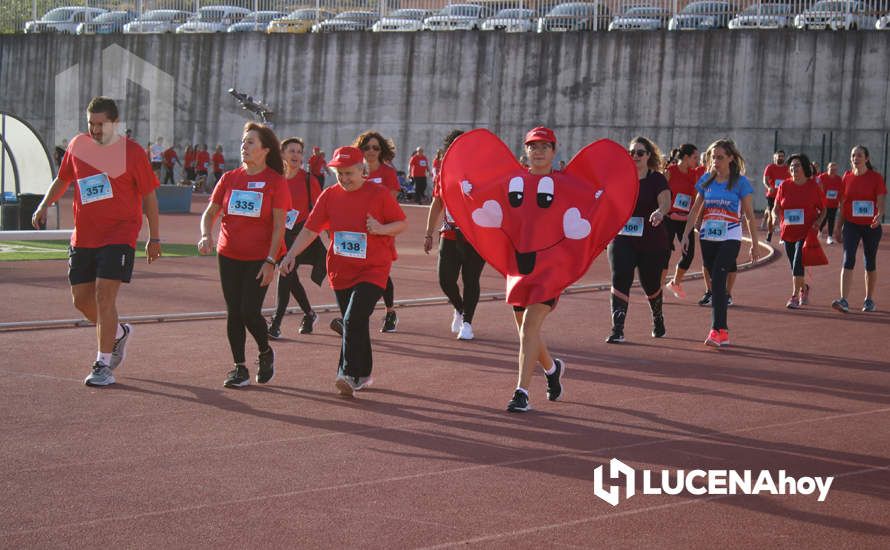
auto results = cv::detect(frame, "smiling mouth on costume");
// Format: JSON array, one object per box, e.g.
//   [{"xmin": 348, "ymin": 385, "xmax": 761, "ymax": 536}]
[{"xmin": 515, "ymin": 250, "xmax": 536, "ymax": 275}]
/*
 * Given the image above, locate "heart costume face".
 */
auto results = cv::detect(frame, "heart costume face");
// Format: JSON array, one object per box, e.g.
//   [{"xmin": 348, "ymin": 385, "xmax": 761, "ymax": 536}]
[{"xmin": 440, "ymin": 129, "xmax": 638, "ymax": 307}]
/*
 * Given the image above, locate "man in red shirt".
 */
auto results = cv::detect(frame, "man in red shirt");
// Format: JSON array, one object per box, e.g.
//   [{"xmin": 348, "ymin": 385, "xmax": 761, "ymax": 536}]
[
  {"xmin": 408, "ymin": 147, "xmax": 429, "ymax": 204},
  {"xmin": 31, "ymin": 96, "xmax": 162, "ymax": 387},
  {"xmin": 308, "ymin": 147, "xmax": 330, "ymax": 188},
  {"xmin": 211, "ymin": 145, "xmax": 225, "ymax": 190},
  {"xmin": 762, "ymin": 150, "xmax": 790, "ymax": 242},
  {"xmin": 161, "ymin": 143, "xmax": 180, "ymax": 186}
]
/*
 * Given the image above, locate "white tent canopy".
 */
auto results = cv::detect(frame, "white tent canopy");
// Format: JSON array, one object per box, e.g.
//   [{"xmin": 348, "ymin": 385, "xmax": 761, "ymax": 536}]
[{"xmin": 0, "ymin": 111, "xmax": 54, "ymax": 196}]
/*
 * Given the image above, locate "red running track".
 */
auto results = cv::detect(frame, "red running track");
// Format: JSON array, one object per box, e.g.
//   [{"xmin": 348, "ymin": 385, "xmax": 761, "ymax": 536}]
[{"xmin": 1, "ymin": 194, "xmax": 888, "ymax": 548}]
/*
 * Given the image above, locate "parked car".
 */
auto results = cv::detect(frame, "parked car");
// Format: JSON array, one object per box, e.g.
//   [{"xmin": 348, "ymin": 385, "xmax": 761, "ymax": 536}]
[
  {"xmin": 123, "ymin": 10, "xmax": 193, "ymax": 34},
  {"xmin": 76, "ymin": 10, "xmax": 134, "ymax": 35},
  {"xmin": 794, "ymin": 1, "xmax": 877, "ymax": 30},
  {"xmin": 667, "ymin": 1, "xmax": 735, "ymax": 30},
  {"xmin": 423, "ymin": 4, "xmax": 488, "ymax": 31},
  {"xmin": 372, "ymin": 9, "xmax": 433, "ymax": 32},
  {"xmin": 268, "ymin": 9, "xmax": 335, "ymax": 33},
  {"xmin": 878, "ymin": 13, "xmax": 890, "ymax": 29},
  {"xmin": 24, "ymin": 6, "xmax": 106, "ymax": 34},
  {"xmin": 227, "ymin": 11, "xmax": 287, "ymax": 32},
  {"xmin": 480, "ymin": 8, "xmax": 537, "ymax": 32},
  {"xmin": 728, "ymin": 3, "xmax": 793, "ymax": 28},
  {"xmin": 537, "ymin": 2, "xmax": 611, "ymax": 32},
  {"xmin": 608, "ymin": 6, "xmax": 669, "ymax": 30},
  {"xmin": 312, "ymin": 11, "xmax": 378, "ymax": 32},
  {"xmin": 176, "ymin": 5, "xmax": 251, "ymax": 33}
]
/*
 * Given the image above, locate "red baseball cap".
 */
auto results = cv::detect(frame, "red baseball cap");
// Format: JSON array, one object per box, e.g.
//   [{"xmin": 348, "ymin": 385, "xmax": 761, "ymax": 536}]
[
  {"xmin": 328, "ymin": 146, "xmax": 364, "ymax": 168},
  {"xmin": 524, "ymin": 127, "xmax": 557, "ymax": 145}
]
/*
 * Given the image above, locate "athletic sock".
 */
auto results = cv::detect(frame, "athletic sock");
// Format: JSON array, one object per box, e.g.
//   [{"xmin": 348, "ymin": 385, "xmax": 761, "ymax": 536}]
[
  {"xmin": 515, "ymin": 387, "xmax": 529, "ymax": 396},
  {"xmin": 97, "ymin": 352, "xmax": 112, "ymax": 366},
  {"xmin": 115, "ymin": 323, "xmax": 125, "ymax": 339},
  {"xmin": 544, "ymin": 362, "xmax": 557, "ymax": 376}
]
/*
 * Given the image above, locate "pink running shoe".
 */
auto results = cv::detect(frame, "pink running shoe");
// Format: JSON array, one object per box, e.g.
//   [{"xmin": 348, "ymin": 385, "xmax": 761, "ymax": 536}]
[
  {"xmin": 666, "ymin": 279, "xmax": 686, "ymax": 299},
  {"xmin": 718, "ymin": 329, "xmax": 730, "ymax": 346},
  {"xmin": 705, "ymin": 329, "xmax": 722, "ymax": 347}
]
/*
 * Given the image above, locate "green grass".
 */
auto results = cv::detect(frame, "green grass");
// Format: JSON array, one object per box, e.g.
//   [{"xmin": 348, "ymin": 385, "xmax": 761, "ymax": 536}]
[{"xmin": 0, "ymin": 240, "xmax": 209, "ymax": 261}]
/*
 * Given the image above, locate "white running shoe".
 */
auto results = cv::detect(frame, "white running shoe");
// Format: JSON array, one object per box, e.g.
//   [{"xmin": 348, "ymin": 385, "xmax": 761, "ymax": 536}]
[
  {"xmin": 457, "ymin": 322, "xmax": 474, "ymax": 340},
  {"xmin": 451, "ymin": 309, "xmax": 462, "ymax": 333}
]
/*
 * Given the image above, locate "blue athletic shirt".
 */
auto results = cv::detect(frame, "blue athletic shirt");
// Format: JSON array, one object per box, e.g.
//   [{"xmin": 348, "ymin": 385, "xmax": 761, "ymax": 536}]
[{"xmin": 695, "ymin": 174, "xmax": 754, "ymax": 242}]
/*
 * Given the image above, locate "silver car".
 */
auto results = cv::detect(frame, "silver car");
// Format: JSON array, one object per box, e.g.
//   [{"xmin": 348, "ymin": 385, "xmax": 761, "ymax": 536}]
[
  {"xmin": 423, "ymin": 4, "xmax": 488, "ymax": 31},
  {"xmin": 76, "ymin": 10, "xmax": 135, "ymax": 35},
  {"xmin": 608, "ymin": 6, "xmax": 669, "ymax": 30},
  {"xmin": 794, "ymin": 0, "xmax": 878, "ymax": 30},
  {"xmin": 728, "ymin": 3, "xmax": 793, "ymax": 29},
  {"xmin": 372, "ymin": 9, "xmax": 434, "ymax": 32},
  {"xmin": 312, "ymin": 11, "xmax": 378, "ymax": 32},
  {"xmin": 24, "ymin": 7, "xmax": 106, "ymax": 34},
  {"xmin": 176, "ymin": 6, "xmax": 251, "ymax": 33},
  {"xmin": 227, "ymin": 11, "xmax": 287, "ymax": 33},
  {"xmin": 124, "ymin": 10, "xmax": 193, "ymax": 34},
  {"xmin": 481, "ymin": 8, "xmax": 538, "ymax": 32}
]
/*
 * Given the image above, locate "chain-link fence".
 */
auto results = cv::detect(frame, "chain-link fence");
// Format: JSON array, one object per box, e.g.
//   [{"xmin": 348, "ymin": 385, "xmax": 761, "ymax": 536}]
[{"xmin": 3, "ymin": 0, "xmax": 889, "ymax": 33}]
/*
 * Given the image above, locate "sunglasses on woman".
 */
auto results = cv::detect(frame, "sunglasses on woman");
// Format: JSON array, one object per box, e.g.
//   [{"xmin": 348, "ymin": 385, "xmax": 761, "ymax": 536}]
[{"xmin": 629, "ymin": 149, "xmax": 648, "ymax": 157}]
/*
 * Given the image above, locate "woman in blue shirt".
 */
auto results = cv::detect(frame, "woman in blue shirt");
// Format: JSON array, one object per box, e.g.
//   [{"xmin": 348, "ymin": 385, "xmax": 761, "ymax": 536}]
[{"xmin": 681, "ymin": 139, "xmax": 763, "ymax": 347}]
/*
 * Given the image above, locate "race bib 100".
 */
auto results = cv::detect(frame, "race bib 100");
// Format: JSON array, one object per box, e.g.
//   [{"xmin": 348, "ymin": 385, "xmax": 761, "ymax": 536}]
[
  {"xmin": 618, "ymin": 216, "xmax": 644, "ymax": 237},
  {"xmin": 852, "ymin": 200, "xmax": 874, "ymax": 218},
  {"xmin": 672, "ymin": 193, "xmax": 692, "ymax": 212},
  {"xmin": 228, "ymin": 190, "xmax": 263, "ymax": 218},
  {"xmin": 784, "ymin": 209, "xmax": 804, "ymax": 225},
  {"xmin": 701, "ymin": 219, "xmax": 728, "ymax": 241},
  {"xmin": 333, "ymin": 231, "xmax": 367, "ymax": 259},
  {"xmin": 285, "ymin": 209, "xmax": 300, "ymax": 230},
  {"xmin": 77, "ymin": 173, "xmax": 113, "ymax": 205}
]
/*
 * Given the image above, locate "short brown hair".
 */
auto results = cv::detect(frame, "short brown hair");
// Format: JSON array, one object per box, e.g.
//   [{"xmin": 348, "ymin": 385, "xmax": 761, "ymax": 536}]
[
  {"xmin": 87, "ymin": 96, "xmax": 119, "ymax": 121},
  {"xmin": 243, "ymin": 122, "xmax": 284, "ymax": 175},
  {"xmin": 353, "ymin": 130, "xmax": 395, "ymax": 164},
  {"xmin": 281, "ymin": 137, "xmax": 305, "ymax": 152}
]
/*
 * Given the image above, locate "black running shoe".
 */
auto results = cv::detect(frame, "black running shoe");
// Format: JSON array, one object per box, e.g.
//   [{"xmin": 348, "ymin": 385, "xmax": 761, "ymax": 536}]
[
  {"xmin": 698, "ymin": 291, "xmax": 712, "ymax": 306},
  {"xmin": 267, "ymin": 323, "xmax": 281, "ymax": 340},
  {"xmin": 256, "ymin": 347, "xmax": 274, "ymax": 384},
  {"xmin": 299, "ymin": 311, "xmax": 318, "ymax": 334},
  {"xmin": 652, "ymin": 318, "xmax": 666, "ymax": 338},
  {"xmin": 507, "ymin": 390, "xmax": 531, "ymax": 412},
  {"xmin": 545, "ymin": 359, "xmax": 565, "ymax": 401},
  {"xmin": 224, "ymin": 365, "xmax": 250, "ymax": 388},
  {"xmin": 381, "ymin": 310, "xmax": 398, "ymax": 333},
  {"xmin": 330, "ymin": 317, "xmax": 344, "ymax": 336},
  {"xmin": 606, "ymin": 330, "xmax": 625, "ymax": 344}
]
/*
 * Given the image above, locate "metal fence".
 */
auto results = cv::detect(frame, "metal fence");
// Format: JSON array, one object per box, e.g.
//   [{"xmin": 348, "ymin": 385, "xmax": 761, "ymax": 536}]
[{"xmin": 3, "ymin": 0, "xmax": 889, "ymax": 33}]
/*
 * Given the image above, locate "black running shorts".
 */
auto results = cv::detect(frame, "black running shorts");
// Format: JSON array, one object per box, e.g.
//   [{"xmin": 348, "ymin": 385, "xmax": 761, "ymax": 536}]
[{"xmin": 68, "ymin": 244, "xmax": 136, "ymax": 285}]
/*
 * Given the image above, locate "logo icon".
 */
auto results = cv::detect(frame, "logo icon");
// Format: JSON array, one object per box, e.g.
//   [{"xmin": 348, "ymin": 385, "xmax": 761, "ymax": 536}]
[{"xmin": 593, "ymin": 458, "xmax": 636, "ymax": 506}]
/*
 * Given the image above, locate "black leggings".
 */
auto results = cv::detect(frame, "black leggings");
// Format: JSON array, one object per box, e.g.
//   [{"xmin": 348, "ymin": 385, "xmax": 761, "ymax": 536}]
[
  {"xmin": 784, "ymin": 239, "xmax": 805, "ymax": 277},
  {"xmin": 820, "ymin": 207, "xmax": 838, "ymax": 233},
  {"xmin": 272, "ymin": 230, "xmax": 312, "ymax": 323},
  {"xmin": 665, "ymin": 218, "xmax": 695, "ymax": 270},
  {"xmin": 842, "ymin": 222, "xmax": 882, "ymax": 271},
  {"xmin": 335, "ymin": 282, "xmax": 384, "ymax": 378},
  {"xmin": 382, "ymin": 277, "xmax": 394, "ymax": 309},
  {"xmin": 414, "ymin": 177, "xmax": 427, "ymax": 204},
  {"xmin": 608, "ymin": 241, "xmax": 668, "ymax": 329},
  {"xmin": 699, "ymin": 239, "xmax": 741, "ymax": 330},
  {"xmin": 438, "ymin": 232, "xmax": 486, "ymax": 324},
  {"xmin": 162, "ymin": 166, "xmax": 175, "ymax": 186},
  {"xmin": 218, "ymin": 254, "xmax": 271, "ymax": 364}
]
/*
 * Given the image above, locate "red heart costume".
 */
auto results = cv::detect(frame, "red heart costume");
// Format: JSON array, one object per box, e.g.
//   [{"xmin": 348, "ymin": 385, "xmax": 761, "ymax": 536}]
[{"xmin": 440, "ymin": 129, "xmax": 638, "ymax": 307}]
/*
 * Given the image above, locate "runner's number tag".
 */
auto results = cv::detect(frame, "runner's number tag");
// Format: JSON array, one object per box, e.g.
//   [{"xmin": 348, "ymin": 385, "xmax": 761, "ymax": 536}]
[
  {"xmin": 774, "ymin": 179, "xmax": 784, "ymax": 188},
  {"xmin": 334, "ymin": 231, "xmax": 367, "ymax": 259},
  {"xmin": 78, "ymin": 173, "xmax": 113, "ymax": 205},
  {"xmin": 285, "ymin": 209, "xmax": 300, "ymax": 230},
  {"xmin": 672, "ymin": 193, "xmax": 692, "ymax": 212},
  {"xmin": 618, "ymin": 216, "xmax": 644, "ymax": 237},
  {"xmin": 826, "ymin": 190, "xmax": 838, "ymax": 200},
  {"xmin": 228, "ymin": 190, "xmax": 263, "ymax": 218},
  {"xmin": 852, "ymin": 201, "xmax": 874, "ymax": 217},
  {"xmin": 784, "ymin": 209, "xmax": 804, "ymax": 225},
  {"xmin": 701, "ymin": 219, "xmax": 728, "ymax": 240}
]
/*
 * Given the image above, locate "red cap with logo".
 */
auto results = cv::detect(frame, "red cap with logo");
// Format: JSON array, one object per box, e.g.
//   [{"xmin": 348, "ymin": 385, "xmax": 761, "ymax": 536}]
[
  {"xmin": 328, "ymin": 146, "xmax": 364, "ymax": 168},
  {"xmin": 524, "ymin": 127, "xmax": 557, "ymax": 145}
]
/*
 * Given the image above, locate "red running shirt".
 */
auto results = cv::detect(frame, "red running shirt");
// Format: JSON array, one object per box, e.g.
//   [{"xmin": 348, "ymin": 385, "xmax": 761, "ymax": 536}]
[
  {"xmin": 367, "ymin": 163, "xmax": 401, "ymax": 194},
  {"xmin": 285, "ymin": 169, "xmax": 322, "ymax": 225},
  {"xmin": 409, "ymin": 154, "xmax": 429, "ymax": 178},
  {"xmin": 818, "ymin": 173, "xmax": 843, "ymax": 208},
  {"xmin": 212, "ymin": 152, "xmax": 225, "ymax": 173},
  {"xmin": 841, "ymin": 170, "xmax": 886, "ymax": 226},
  {"xmin": 432, "ymin": 174, "xmax": 457, "ymax": 240},
  {"xmin": 305, "ymin": 182, "xmax": 406, "ymax": 290},
  {"xmin": 776, "ymin": 178, "xmax": 825, "ymax": 243},
  {"xmin": 211, "ymin": 166, "xmax": 291, "ymax": 261},
  {"xmin": 162, "ymin": 148, "xmax": 178, "ymax": 168},
  {"xmin": 184, "ymin": 149, "xmax": 196, "ymax": 169},
  {"xmin": 196, "ymin": 151, "xmax": 210, "ymax": 172},
  {"xmin": 665, "ymin": 164, "xmax": 699, "ymax": 221},
  {"xmin": 58, "ymin": 134, "xmax": 159, "ymax": 249},
  {"xmin": 763, "ymin": 163, "xmax": 791, "ymax": 198}
]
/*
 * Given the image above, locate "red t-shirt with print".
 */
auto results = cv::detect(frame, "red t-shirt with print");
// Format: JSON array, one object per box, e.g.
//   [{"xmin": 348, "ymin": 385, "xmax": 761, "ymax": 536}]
[
  {"xmin": 840, "ymin": 170, "xmax": 886, "ymax": 226},
  {"xmin": 776, "ymin": 178, "xmax": 825, "ymax": 243}
]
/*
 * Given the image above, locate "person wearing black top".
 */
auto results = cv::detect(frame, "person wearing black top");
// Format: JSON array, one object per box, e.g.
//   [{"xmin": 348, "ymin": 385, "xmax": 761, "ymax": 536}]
[{"xmin": 607, "ymin": 137, "xmax": 672, "ymax": 343}]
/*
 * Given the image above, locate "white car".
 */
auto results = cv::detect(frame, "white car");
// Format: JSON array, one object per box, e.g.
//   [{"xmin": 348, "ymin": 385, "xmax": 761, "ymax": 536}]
[
  {"xmin": 24, "ymin": 7, "xmax": 106, "ymax": 34},
  {"xmin": 312, "ymin": 11, "xmax": 378, "ymax": 32},
  {"xmin": 423, "ymin": 4, "xmax": 488, "ymax": 31},
  {"xmin": 227, "ymin": 11, "xmax": 287, "ymax": 33},
  {"xmin": 176, "ymin": 6, "xmax": 251, "ymax": 33},
  {"xmin": 608, "ymin": 6, "xmax": 669, "ymax": 30},
  {"xmin": 372, "ymin": 9, "xmax": 433, "ymax": 32},
  {"xmin": 728, "ymin": 3, "xmax": 793, "ymax": 29},
  {"xmin": 124, "ymin": 10, "xmax": 193, "ymax": 34},
  {"xmin": 794, "ymin": 0, "xmax": 877, "ymax": 30},
  {"xmin": 481, "ymin": 8, "xmax": 537, "ymax": 32},
  {"xmin": 878, "ymin": 14, "xmax": 890, "ymax": 28}
]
